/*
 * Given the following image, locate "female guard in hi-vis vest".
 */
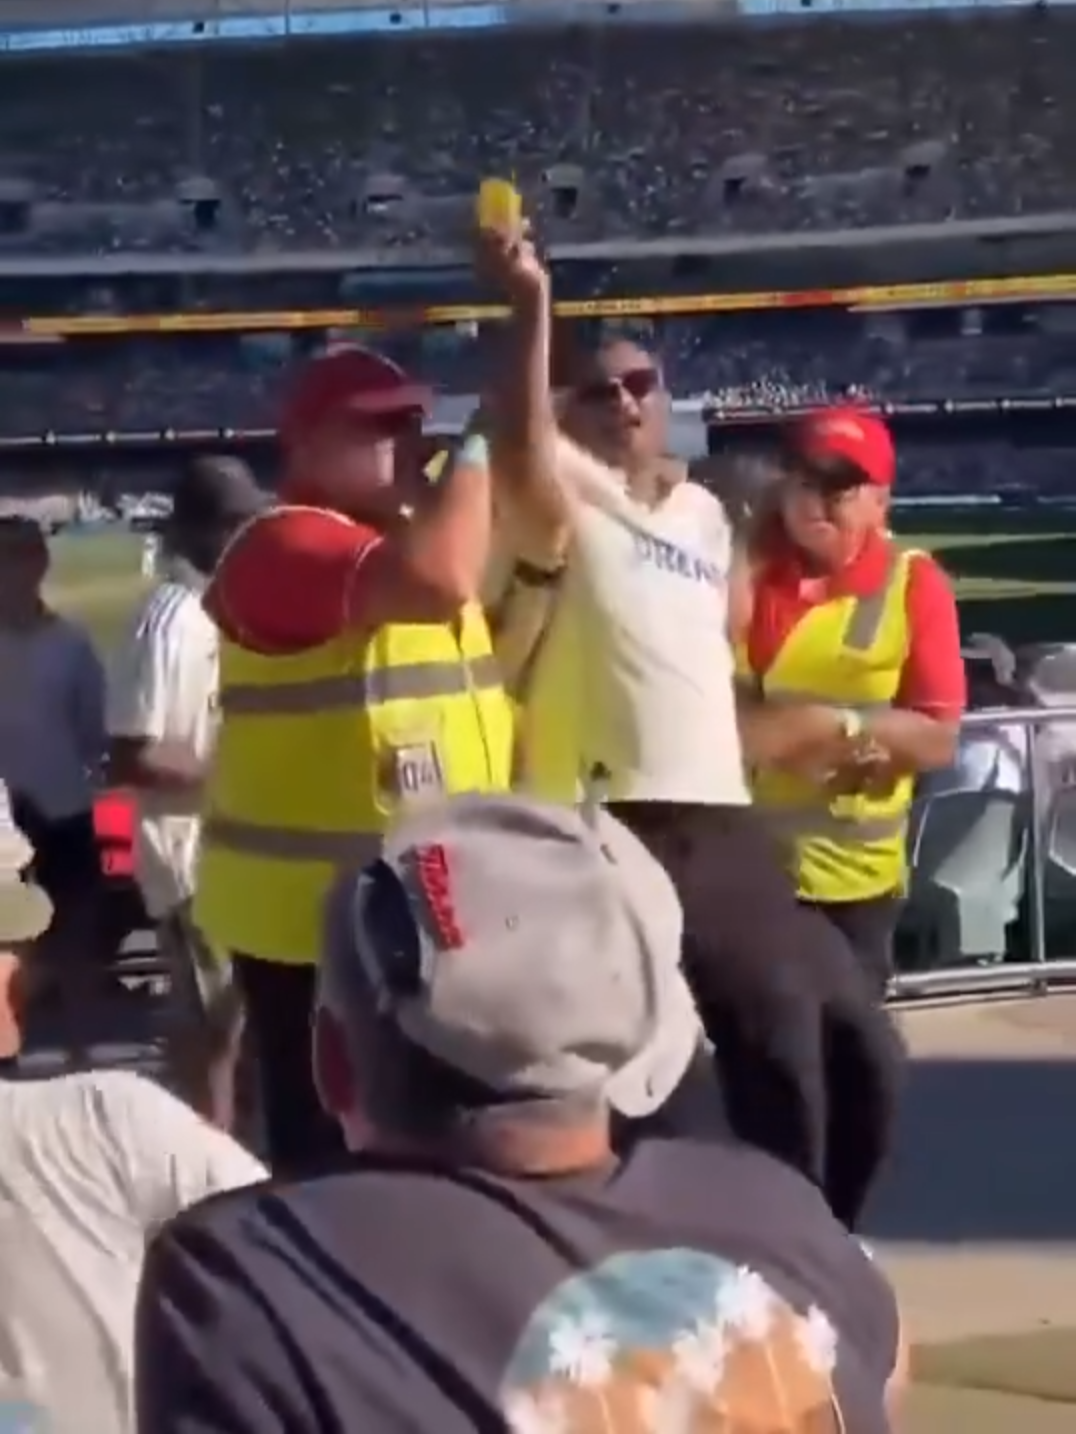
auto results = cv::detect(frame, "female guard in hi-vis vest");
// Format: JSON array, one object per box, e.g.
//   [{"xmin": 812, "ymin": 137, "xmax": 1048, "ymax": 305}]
[
  {"xmin": 195, "ymin": 346, "xmax": 513, "ymax": 1173},
  {"xmin": 736, "ymin": 408, "xmax": 965, "ymax": 998}
]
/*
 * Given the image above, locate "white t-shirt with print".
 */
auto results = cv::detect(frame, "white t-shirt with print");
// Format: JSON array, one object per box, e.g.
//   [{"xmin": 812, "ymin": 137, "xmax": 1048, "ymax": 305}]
[
  {"xmin": 0, "ymin": 1070, "xmax": 266, "ymax": 1434},
  {"xmin": 522, "ymin": 437, "xmax": 749, "ymax": 806},
  {"xmin": 107, "ymin": 566, "xmax": 219, "ymax": 918}
]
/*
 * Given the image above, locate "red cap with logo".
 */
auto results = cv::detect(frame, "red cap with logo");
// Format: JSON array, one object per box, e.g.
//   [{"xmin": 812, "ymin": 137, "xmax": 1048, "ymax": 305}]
[
  {"xmin": 789, "ymin": 407, "xmax": 896, "ymax": 488},
  {"xmin": 279, "ymin": 346, "xmax": 432, "ymax": 449}
]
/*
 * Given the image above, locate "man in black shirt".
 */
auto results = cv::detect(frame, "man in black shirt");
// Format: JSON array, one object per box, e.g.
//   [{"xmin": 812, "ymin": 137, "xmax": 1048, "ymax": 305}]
[{"xmin": 136, "ymin": 794, "xmax": 905, "ymax": 1433}]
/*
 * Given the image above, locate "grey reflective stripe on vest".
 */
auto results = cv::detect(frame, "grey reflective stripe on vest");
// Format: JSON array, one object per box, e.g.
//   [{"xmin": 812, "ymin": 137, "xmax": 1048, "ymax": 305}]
[
  {"xmin": 202, "ymin": 815, "xmax": 382, "ymax": 865},
  {"xmin": 841, "ymin": 547, "xmax": 903, "ymax": 653},
  {"xmin": 760, "ymin": 550, "xmax": 906, "ymax": 705},
  {"xmin": 219, "ymin": 654, "xmax": 502, "ymax": 717},
  {"xmin": 761, "ymin": 692, "xmax": 893, "ymax": 713},
  {"xmin": 763, "ymin": 808, "xmax": 908, "ymax": 844}
]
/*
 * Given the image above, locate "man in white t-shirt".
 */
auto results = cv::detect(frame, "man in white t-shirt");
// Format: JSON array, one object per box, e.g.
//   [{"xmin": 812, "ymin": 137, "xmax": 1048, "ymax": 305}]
[
  {"xmin": 481, "ymin": 230, "xmax": 904, "ymax": 1228},
  {"xmin": 108, "ymin": 458, "xmax": 266, "ymax": 1130},
  {"xmin": 0, "ymin": 785, "xmax": 266, "ymax": 1434},
  {"xmin": 0, "ymin": 1069, "xmax": 266, "ymax": 1434}
]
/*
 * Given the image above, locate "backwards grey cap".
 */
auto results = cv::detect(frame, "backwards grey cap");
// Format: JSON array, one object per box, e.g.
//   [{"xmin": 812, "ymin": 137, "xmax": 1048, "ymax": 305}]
[{"xmin": 338, "ymin": 793, "xmax": 703, "ymax": 1119}]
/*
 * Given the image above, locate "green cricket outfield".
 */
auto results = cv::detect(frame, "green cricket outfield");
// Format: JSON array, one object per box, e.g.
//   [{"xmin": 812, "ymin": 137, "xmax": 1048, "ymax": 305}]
[{"xmin": 46, "ymin": 522, "xmax": 1076, "ymax": 661}]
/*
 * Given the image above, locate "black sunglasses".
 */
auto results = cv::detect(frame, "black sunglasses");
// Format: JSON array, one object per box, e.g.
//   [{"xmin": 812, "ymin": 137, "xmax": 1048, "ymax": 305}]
[{"xmin": 574, "ymin": 366, "xmax": 662, "ymax": 405}]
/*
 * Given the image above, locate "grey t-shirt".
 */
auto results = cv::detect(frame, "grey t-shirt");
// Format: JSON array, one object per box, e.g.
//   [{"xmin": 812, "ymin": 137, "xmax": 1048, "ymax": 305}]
[{"xmin": 137, "ymin": 1138, "xmax": 897, "ymax": 1433}]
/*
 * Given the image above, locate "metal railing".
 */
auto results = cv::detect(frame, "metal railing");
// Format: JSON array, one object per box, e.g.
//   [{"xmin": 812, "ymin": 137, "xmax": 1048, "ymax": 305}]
[{"xmin": 890, "ymin": 704, "xmax": 1076, "ymax": 1003}]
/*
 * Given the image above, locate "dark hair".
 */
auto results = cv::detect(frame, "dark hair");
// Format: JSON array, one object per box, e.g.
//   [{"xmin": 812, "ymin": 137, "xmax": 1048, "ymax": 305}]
[
  {"xmin": 690, "ymin": 453, "xmax": 782, "ymax": 538},
  {"xmin": 172, "ymin": 455, "xmax": 264, "ymax": 526},
  {"xmin": 167, "ymin": 455, "xmax": 265, "ymax": 573},
  {"xmin": 0, "ymin": 515, "xmax": 48, "ymax": 569},
  {"xmin": 0, "ymin": 514, "xmax": 46, "ymax": 544}
]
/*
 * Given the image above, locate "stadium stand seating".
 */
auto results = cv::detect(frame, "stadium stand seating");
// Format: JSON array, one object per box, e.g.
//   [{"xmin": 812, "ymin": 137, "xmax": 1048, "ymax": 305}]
[
  {"xmin": 0, "ymin": 14, "xmax": 1074, "ymax": 498},
  {"xmin": 4, "ymin": 318, "xmax": 1076, "ymax": 501},
  {"xmin": 0, "ymin": 12, "xmax": 1072, "ymax": 251},
  {"xmin": 5, "ymin": 322, "xmax": 1076, "ymax": 435},
  {"xmin": 903, "ymin": 789, "xmax": 1028, "ymax": 967}
]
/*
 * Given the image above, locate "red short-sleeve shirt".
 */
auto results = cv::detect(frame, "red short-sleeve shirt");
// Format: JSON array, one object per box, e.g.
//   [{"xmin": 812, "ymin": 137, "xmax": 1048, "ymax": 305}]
[
  {"xmin": 205, "ymin": 507, "xmax": 382, "ymax": 655},
  {"xmin": 747, "ymin": 528, "xmax": 966, "ymax": 722}
]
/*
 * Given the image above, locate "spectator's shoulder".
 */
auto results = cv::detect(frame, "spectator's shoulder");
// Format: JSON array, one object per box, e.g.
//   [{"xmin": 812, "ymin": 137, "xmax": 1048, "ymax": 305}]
[
  {"xmin": 71, "ymin": 1069, "xmax": 206, "ymax": 1150},
  {"xmin": 24, "ymin": 1069, "xmax": 164, "ymax": 1145},
  {"xmin": 153, "ymin": 1165, "xmax": 274, "ymax": 1249},
  {"xmin": 676, "ymin": 478, "xmax": 726, "ymax": 516},
  {"xmin": 903, "ymin": 546, "xmax": 957, "ymax": 601},
  {"xmin": 211, "ymin": 506, "xmax": 377, "ymax": 602},
  {"xmin": 677, "ymin": 479, "xmax": 731, "ymax": 531},
  {"xmin": 207, "ymin": 505, "xmax": 382, "ymax": 651},
  {"xmin": 151, "ymin": 1154, "xmax": 435, "ymax": 1261},
  {"xmin": 223, "ymin": 505, "xmax": 374, "ymax": 564},
  {"xmin": 902, "ymin": 544, "xmax": 943, "ymax": 571}
]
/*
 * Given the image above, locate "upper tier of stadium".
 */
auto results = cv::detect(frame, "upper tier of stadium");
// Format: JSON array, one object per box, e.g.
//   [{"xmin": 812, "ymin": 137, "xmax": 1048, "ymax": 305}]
[
  {"xmin": 0, "ymin": 6, "xmax": 1072, "ymax": 255},
  {"xmin": 0, "ymin": 0, "xmax": 722, "ymax": 27}
]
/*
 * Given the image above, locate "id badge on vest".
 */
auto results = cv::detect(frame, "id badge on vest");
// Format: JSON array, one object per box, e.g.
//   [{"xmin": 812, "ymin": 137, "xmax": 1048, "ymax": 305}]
[{"xmin": 378, "ymin": 721, "xmax": 447, "ymax": 811}]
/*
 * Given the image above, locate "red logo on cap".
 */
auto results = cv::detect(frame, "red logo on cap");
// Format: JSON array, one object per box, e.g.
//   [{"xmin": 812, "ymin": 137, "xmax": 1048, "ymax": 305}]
[{"xmin": 413, "ymin": 844, "xmax": 464, "ymax": 951}]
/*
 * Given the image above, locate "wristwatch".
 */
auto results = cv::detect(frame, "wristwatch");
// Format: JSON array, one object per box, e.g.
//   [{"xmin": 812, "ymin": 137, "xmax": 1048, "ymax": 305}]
[{"xmin": 837, "ymin": 707, "xmax": 865, "ymax": 740}]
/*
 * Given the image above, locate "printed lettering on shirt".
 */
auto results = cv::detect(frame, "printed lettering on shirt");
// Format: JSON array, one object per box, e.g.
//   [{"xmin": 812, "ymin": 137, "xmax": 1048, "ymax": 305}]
[
  {"xmin": 632, "ymin": 533, "xmax": 722, "ymax": 588},
  {"xmin": 500, "ymin": 1249, "xmax": 842, "ymax": 1433}
]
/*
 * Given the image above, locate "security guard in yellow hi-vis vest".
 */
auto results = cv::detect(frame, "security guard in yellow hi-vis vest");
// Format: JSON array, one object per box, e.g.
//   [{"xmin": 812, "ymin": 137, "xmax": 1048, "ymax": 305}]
[
  {"xmin": 735, "ymin": 408, "xmax": 965, "ymax": 999},
  {"xmin": 197, "ymin": 346, "xmax": 512, "ymax": 1172}
]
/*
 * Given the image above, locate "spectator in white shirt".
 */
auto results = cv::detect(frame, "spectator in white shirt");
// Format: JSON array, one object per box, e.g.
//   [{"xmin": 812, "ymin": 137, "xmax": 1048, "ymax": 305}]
[
  {"xmin": 0, "ymin": 781, "xmax": 53, "ymax": 1078},
  {"xmin": 0, "ymin": 1062, "xmax": 265, "ymax": 1434},
  {"xmin": 0, "ymin": 517, "xmax": 106, "ymax": 1052},
  {"xmin": 108, "ymin": 459, "xmax": 267, "ymax": 1130},
  {"xmin": 481, "ymin": 230, "xmax": 904, "ymax": 1231},
  {"xmin": 0, "ymin": 785, "xmax": 264, "ymax": 1434}
]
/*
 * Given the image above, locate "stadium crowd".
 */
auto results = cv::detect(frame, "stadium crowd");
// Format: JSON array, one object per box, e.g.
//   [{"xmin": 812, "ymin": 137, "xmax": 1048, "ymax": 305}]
[
  {"xmin": 5, "ymin": 320, "xmax": 1076, "ymax": 430},
  {"xmin": 3, "ymin": 317, "xmax": 1076, "ymax": 499},
  {"xmin": 0, "ymin": 5, "xmax": 1072, "ymax": 1428},
  {"xmin": 0, "ymin": 10, "xmax": 1073, "ymax": 251},
  {"xmin": 0, "ymin": 222, "xmax": 950, "ymax": 1432},
  {"xmin": 667, "ymin": 326, "xmax": 1076, "ymax": 408}
]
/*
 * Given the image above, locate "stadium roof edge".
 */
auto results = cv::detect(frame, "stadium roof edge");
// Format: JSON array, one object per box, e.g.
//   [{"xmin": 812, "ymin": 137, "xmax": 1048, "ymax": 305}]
[{"xmin": 0, "ymin": 211, "xmax": 1073, "ymax": 275}]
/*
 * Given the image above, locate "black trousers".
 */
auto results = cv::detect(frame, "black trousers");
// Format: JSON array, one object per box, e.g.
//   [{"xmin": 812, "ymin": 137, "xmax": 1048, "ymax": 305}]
[
  {"xmin": 608, "ymin": 801, "xmax": 906, "ymax": 1229},
  {"xmin": 804, "ymin": 895, "xmax": 901, "ymax": 1002},
  {"xmin": 11, "ymin": 797, "xmax": 100, "ymax": 911},
  {"xmin": 232, "ymin": 955, "xmax": 345, "ymax": 1175}
]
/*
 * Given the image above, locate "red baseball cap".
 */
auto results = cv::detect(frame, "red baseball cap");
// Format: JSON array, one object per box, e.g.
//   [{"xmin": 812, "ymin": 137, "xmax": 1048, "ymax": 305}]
[
  {"xmin": 788, "ymin": 407, "xmax": 896, "ymax": 488},
  {"xmin": 279, "ymin": 346, "xmax": 431, "ymax": 448}
]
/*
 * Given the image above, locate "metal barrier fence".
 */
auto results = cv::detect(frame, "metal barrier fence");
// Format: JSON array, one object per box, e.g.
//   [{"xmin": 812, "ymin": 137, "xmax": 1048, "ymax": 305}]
[{"xmin": 891, "ymin": 704, "xmax": 1076, "ymax": 1003}]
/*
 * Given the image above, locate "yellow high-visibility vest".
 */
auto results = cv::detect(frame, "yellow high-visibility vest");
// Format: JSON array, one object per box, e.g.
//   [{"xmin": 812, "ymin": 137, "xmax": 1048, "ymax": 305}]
[
  {"xmin": 741, "ymin": 547, "xmax": 916, "ymax": 903},
  {"xmin": 194, "ymin": 600, "xmax": 514, "ymax": 964}
]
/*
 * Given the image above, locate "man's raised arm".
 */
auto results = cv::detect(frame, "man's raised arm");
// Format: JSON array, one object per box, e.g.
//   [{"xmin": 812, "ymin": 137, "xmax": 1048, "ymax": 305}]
[
  {"xmin": 477, "ymin": 227, "xmax": 572, "ymax": 564},
  {"xmin": 205, "ymin": 444, "xmax": 491, "ymax": 656}
]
